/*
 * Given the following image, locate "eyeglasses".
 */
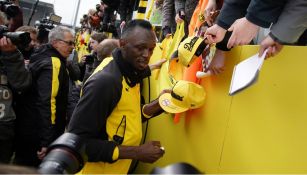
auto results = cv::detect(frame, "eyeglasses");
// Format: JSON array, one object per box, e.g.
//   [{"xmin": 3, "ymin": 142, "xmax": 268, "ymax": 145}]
[{"xmin": 58, "ymin": 39, "xmax": 75, "ymax": 46}]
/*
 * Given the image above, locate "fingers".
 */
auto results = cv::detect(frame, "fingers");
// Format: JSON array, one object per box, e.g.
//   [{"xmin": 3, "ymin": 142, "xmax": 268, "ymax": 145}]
[
  {"xmin": 227, "ymin": 23, "xmax": 236, "ymax": 48},
  {"xmin": 161, "ymin": 89, "xmax": 172, "ymax": 94},
  {"xmin": 0, "ymin": 36, "xmax": 7, "ymax": 46},
  {"xmin": 206, "ymin": 35, "xmax": 214, "ymax": 44},
  {"xmin": 227, "ymin": 35, "xmax": 235, "ymax": 49},
  {"xmin": 175, "ymin": 14, "xmax": 183, "ymax": 24},
  {"xmin": 156, "ymin": 58, "xmax": 167, "ymax": 66},
  {"xmin": 258, "ymin": 45, "xmax": 265, "ymax": 57},
  {"xmin": 150, "ymin": 140, "xmax": 161, "ymax": 147},
  {"xmin": 228, "ymin": 24, "xmax": 234, "ymax": 32},
  {"xmin": 210, "ymin": 67, "xmax": 225, "ymax": 75},
  {"xmin": 37, "ymin": 150, "xmax": 46, "ymax": 160}
]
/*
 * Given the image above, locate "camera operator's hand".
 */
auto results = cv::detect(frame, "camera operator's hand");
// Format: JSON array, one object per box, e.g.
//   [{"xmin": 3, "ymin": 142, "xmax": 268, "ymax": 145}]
[
  {"xmin": 120, "ymin": 21, "xmax": 126, "ymax": 32},
  {"xmin": 0, "ymin": 37, "xmax": 17, "ymax": 52},
  {"xmin": 37, "ymin": 147, "xmax": 48, "ymax": 160},
  {"xmin": 79, "ymin": 56, "xmax": 87, "ymax": 67},
  {"xmin": 136, "ymin": 141, "xmax": 165, "ymax": 163}
]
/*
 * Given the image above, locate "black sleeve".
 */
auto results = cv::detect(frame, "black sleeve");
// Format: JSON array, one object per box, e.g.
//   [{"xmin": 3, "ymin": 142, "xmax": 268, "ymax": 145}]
[
  {"xmin": 35, "ymin": 63, "xmax": 54, "ymax": 147},
  {"xmin": 246, "ymin": 0, "xmax": 288, "ymax": 28},
  {"xmin": 119, "ymin": 0, "xmax": 129, "ymax": 22},
  {"xmin": 217, "ymin": 0, "xmax": 251, "ymax": 29},
  {"xmin": 0, "ymin": 50, "xmax": 32, "ymax": 93},
  {"xmin": 68, "ymin": 73, "xmax": 122, "ymax": 163}
]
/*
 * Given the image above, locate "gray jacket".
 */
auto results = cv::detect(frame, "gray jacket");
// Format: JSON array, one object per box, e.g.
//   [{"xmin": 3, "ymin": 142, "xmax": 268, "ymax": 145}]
[
  {"xmin": 270, "ymin": 0, "xmax": 307, "ymax": 44},
  {"xmin": 0, "ymin": 50, "xmax": 31, "ymax": 122},
  {"xmin": 162, "ymin": 0, "xmax": 198, "ymax": 30}
]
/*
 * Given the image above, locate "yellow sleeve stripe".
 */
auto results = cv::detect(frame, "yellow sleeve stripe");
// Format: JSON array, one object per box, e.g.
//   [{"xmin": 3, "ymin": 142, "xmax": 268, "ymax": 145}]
[
  {"xmin": 142, "ymin": 105, "xmax": 151, "ymax": 118},
  {"xmin": 112, "ymin": 146, "xmax": 119, "ymax": 161},
  {"xmin": 51, "ymin": 57, "xmax": 61, "ymax": 124},
  {"xmin": 139, "ymin": 0, "xmax": 148, "ymax": 7}
]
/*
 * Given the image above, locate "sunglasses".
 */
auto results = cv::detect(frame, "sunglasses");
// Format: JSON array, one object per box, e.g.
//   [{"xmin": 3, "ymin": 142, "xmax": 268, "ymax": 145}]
[{"xmin": 58, "ymin": 39, "xmax": 75, "ymax": 46}]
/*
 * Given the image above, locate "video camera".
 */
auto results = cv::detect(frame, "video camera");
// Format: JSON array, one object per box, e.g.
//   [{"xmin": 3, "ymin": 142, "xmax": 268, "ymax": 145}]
[
  {"xmin": 38, "ymin": 133, "xmax": 87, "ymax": 174},
  {"xmin": 0, "ymin": 25, "xmax": 31, "ymax": 49},
  {"xmin": 0, "ymin": 0, "xmax": 19, "ymax": 18},
  {"xmin": 35, "ymin": 14, "xmax": 62, "ymax": 44}
]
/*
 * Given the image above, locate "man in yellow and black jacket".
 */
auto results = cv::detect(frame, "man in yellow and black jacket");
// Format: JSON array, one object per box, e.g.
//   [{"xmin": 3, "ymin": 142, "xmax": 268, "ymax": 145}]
[
  {"xmin": 68, "ymin": 19, "xmax": 166, "ymax": 174},
  {"xmin": 14, "ymin": 26, "xmax": 75, "ymax": 167}
]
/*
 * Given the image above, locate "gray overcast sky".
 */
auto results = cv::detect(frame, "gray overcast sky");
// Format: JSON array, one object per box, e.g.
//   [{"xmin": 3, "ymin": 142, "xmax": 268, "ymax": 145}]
[{"xmin": 40, "ymin": 0, "xmax": 99, "ymax": 27}]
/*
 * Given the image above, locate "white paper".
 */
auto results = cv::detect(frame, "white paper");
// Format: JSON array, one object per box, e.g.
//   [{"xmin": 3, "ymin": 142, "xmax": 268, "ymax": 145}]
[{"xmin": 229, "ymin": 50, "xmax": 267, "ymax": 95}]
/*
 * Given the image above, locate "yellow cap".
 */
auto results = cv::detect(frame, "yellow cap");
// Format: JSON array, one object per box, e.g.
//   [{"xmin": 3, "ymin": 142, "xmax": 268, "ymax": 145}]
[
  {"xmin": 177, "ymin": 36, "xmax": 208, "ymax": 67},
  {"xmin": 159, "ymin": 80, "xmax": 206, "ymax": 114}
]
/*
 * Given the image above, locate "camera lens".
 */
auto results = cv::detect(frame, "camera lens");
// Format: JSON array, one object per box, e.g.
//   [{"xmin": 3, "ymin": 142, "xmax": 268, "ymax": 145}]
[
  {"xmin": 38, "ymin": 133, "xmax": 87, "ymax": 174},
  {"xmin": 3, "ymin": 31, "xmax": 31, "ymax": 47}
]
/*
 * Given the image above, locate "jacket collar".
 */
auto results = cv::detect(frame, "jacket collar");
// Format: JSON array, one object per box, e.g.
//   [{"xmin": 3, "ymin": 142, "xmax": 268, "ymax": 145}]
[{"xmin": 112, "ymin": 48, "xmax": 151, "ymax": 87}]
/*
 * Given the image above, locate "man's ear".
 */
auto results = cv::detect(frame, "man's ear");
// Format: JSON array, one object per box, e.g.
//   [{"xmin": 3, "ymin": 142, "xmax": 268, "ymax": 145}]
[
  {"xmin": 51, "ymin": 40, "xmax": 59, "ymax": 49},
  {"xmin": 119, "ymin": 39, "xmax": 126, "ymax": 47}
]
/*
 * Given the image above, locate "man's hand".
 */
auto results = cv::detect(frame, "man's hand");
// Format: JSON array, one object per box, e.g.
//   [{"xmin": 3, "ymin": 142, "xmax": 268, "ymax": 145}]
[
  {"xmin": 208, "ymin": 49, "xmax": 225, "ymax": 75},
  {"xmin": 204, "ymin": 0, "xmax": 217, "ymax": 26},
  {"xmin": 79, "ymin": 56, "xmax": 86, "ymax": 67},
  {"xmin": 0, "ymin": 37, "xmax": 17, "ymax": 52},
  {"xmin": 149, "ymin": 59, "xmax": 167, "ymax": 70},
  {"xmin": 205, "ymin": 24, "xmax": 227, "ymax": 44},
  {"xmin": 136, "ymin": 141, "xmax": 165, "ymax": 163},
  {"xmin": 120, "ymin": 21, "xmax": 126, "ymax": 31},
  {"xmin": 37, "ymin": 147, "xmax": 48, "ymax": 160},
  {"xmin": 159, "ymin": 89, "xmax": 172, "ymax": 97},
  {"xmin": 175, "ymin": 11, "xmax": 185, "ymax": 24},
  {"xmin": 259, "ymin": 35, "xmax": 283, "ymax": 59},
  {"xmin": 142, "ymin": 89, "xmax": 171, "ymax": 117},
  {"xmin": 227, "ymin": 17, "xmax": 259, "ymax": 49}
]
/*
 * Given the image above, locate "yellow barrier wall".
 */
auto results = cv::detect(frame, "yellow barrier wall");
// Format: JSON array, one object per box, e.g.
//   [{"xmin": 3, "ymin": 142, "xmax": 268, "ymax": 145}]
[{"xmin": 136, "ymin": 45, "xmax": 307, "ymax": 173}]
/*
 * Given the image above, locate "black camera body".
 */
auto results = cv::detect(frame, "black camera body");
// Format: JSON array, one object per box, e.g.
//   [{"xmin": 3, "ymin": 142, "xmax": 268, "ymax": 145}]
[
  {"xmin": 35, "ymin": 18, "xmax": 56, "ymax": 31},
  {"xmin": 39, "ymin": 133, "xmax": 87, "ymax": 174},
  {"xmin": 35, "ymin": 14, "xmax": 62, "ymax": 44},
  {"xmin": 85, "ymin": 54, "xmax": 95, "ymax": 65},
  {"xmin": 0, "ymin": 0, "xmax": 19, "ymax": 18},
  {"xmin": 0, "ymin": 25, "xmax": 31, "ymax": 49}
]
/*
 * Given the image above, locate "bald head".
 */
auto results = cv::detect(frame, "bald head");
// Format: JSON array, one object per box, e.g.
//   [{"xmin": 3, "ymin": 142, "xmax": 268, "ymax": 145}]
[{"xmin": 96, "ymin": 39, "xmax": 119, "ymax": 61}]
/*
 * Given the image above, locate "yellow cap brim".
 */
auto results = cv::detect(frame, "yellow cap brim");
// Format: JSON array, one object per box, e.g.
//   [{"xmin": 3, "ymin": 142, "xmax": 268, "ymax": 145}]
[{"xmin": 159, "ymin": 93, "xmax": 189, "ymax": 114}]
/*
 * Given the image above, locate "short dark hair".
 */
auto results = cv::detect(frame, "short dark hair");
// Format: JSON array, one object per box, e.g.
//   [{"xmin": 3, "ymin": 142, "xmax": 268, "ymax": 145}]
[{"xmin": 121, "ymin": 19, "xmax": 153, "ymax": 39}]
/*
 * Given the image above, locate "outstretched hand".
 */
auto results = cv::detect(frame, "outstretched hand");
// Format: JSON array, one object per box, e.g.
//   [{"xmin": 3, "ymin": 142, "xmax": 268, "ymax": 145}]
[
  {"xmin": 149, "ymin": 59, "xmax": 167, "ymax": 70},
  {"xmin": 204, "ymin": 0, "xmax": 217, "ymax": 26},
  {"xmin": 259, "ymin": 35, "xmax": 283, "ymax": 59},
  {"xmin": 227, "ymin": 17, "xmax": 259, "ymax": 49}
]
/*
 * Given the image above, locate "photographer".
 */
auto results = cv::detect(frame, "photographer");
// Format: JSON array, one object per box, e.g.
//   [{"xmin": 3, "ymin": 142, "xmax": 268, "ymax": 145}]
[
  {"xmin": 14, "ymin": 26, "xmax": 74, "ymax": 167},
  {"xmin": 80, "ymin": 32, "xmax": 107, "ymax": 82},
  {"xmin": 15, "ymin": 26, "xmax": 39, "ymax": 62},
  {"xmin": 0, "ymin": 36, "xmax": 31, "ymax": 163}
]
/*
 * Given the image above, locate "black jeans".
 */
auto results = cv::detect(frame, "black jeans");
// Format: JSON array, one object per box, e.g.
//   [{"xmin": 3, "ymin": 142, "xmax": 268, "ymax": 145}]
[{"xmin": 0, "ymin": 121, "xmax": 14, "ymax": 163}]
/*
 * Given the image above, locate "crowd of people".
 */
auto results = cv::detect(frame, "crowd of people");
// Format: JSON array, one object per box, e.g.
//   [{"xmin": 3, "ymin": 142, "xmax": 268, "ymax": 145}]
[{"xmin": 0, "ymin": 0, "xmax": 306, "ymax": 174}]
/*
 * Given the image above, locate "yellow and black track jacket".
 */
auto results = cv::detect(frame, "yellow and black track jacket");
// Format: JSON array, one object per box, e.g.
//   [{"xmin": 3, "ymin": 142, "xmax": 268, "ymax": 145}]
[
  {"xmin": 68, "ymin": 49, "xmax": 151, "ymax": 174},
  {"xmin": 28, "ymin": 44, "xmax": 69, "ymax": 148}
]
